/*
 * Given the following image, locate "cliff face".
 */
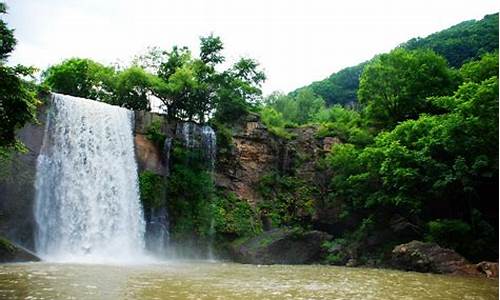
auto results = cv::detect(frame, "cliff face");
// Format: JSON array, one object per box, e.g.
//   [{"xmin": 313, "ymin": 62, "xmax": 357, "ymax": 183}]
[
  {"xmin": 214, "ymin": 114, "xmax": 283, "ymax": 205},
  {"xmin": 0, "ymin": 103, "xmax": 48, "ymax": 250},
  {"xmin": 213, "ymin": 114, "xmax": 339, "ymax": 228},
  {"xmin": 133, "ymin": 111, "xmax": 175, "ymax": 176}
]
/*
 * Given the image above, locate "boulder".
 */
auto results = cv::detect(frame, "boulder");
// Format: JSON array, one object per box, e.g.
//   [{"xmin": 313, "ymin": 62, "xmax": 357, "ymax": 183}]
[
  {"xmin": 230, "ymin": 228, "xmax": 332, "ymax": 264},
  {"xmin": 476, "ymin": 261, "xmax": 499, "ymax": 278},
  {"xmin": 391, "ymin": 240, "xmax": 481, "ymax": 275},
  {"xmin": 0, "ymin": 237, "xmax": 40, "ymax": 263}
]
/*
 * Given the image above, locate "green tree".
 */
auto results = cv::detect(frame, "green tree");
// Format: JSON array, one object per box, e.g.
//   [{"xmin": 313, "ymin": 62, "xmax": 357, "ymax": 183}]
[
  {"xmin": 358, "ymin": 48, "xmax": 457, "ymax": 128},
  {"xmin": 214, "ymin": 57, "xmax": 265, "ymax": 123},
  {"xmin": 0, "ymin": 3, "xmax": 38, "ymax": 152},
  {"xmin": 459, "ymin": 51, "xmax": 499, "ymax": 83},
  {"xmin": 262, "ymin": 88, "xmax": 324, "ymax": 126},
  {"xmin": 42, "ymin": 58, "xmax": 116, "ymax": 102},
  {"xmin": 111, "ymin": 66, "xmax": 153, "ymax": 110},
  {"xmin": 294, "ymin": 13, "xmax": 498, "ymax": 107},
  {"xmin": 294, "ymin": 89, "xmax": 325, "ymax": 124},
  {"xmin": 327, "ymin": 74, "xmax": 498, "ymax": 260}
]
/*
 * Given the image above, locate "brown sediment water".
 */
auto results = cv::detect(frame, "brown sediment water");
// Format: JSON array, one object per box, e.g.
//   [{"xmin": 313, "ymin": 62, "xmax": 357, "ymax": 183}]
[{"xmin": 0, "ymin": 261, "xmax": 497, "ymax": 299}]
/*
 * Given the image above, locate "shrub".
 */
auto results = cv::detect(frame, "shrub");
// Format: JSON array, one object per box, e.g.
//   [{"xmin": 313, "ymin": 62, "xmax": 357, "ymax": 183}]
[
  {"xmin": 145, "ymin": 119, "xmax": 166, "ymax": 146},
  {"xmin": 138, "ymin": 171, "xmax": 166, "ymax": 209}
]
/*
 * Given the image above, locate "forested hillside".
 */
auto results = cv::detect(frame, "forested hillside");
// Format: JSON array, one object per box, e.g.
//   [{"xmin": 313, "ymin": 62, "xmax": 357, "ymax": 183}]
[{"xmin": 293, "ymin": 13, "xmax": 498, "ymax": 107}]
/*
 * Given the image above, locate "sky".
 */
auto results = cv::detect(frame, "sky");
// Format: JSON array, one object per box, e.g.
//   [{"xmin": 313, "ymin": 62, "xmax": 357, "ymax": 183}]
[{"xmin": 3, "ymin": 0, "xmax": 499, "ymax": 95}]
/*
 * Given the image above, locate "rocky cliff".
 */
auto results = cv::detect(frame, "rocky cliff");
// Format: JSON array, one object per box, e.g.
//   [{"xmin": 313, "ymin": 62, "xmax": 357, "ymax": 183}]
[{"xmin": 0, "ymin": 103, "xmax": 48, "ymax": 250}]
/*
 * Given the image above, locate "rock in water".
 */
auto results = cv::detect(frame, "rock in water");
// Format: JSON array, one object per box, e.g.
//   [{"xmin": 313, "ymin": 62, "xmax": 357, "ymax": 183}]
[
  {"xmin": 230, "ymin": 228, "xmax": 332, "ymax": 264},
  {"xmin": 476, "ymin": 261, "xmax": 499, "ymax": 278},
  {"xmin": 0, "ymin": 237, "xmax": 40, "ymax": 263},
  {"xmin": 391, "ymin": 240, "xmax": 481, "ymax": 275}
]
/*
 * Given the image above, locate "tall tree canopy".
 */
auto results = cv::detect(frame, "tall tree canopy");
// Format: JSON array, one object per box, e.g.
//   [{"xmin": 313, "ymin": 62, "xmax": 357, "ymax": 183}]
[
  {"xmin": 326, "ymin": 51, "xmax": 498, "ymax": 261},
  {"xmin": 42, "ymin": 58, "xmax": 116, "ymax": 102},
  {"xmin": 0, "ymin": 3, "xmax": 38, "ymax": 151},
  {"xmin": 358, "ymin": 48, "xmax": 457, "ymax": 128},
  {"xmin": 42, "ymin": 35, "xmax": 265, "ymax": 123}
]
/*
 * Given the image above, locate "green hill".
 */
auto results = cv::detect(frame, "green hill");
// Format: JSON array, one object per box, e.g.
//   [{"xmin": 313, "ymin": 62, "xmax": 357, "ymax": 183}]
[{"xmin": 292, "ymin": 13, "xmax": 499, "ymax": 106}]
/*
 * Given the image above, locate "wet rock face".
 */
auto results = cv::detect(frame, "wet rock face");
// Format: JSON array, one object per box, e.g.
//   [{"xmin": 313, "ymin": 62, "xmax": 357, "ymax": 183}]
[
  {"xmin": 134, "ymin": 134, "xmax": 167, "ymax": 175},
  {"xmin": 391, "ymin": 240, "xmax": 481, "ymax": 275},
  {"xmin": 0, "ymin": 103, "xmax": 48, "ymax": 251},
  {"xmin": 0, "ymin": 237, "xmax": 40, "ymax": 263},
  {"xmin": 230, "ymin": 228, "xmax": 332, "ymax": 264}
]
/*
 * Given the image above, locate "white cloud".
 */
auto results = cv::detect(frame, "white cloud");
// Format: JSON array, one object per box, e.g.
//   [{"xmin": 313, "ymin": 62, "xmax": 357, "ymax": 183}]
[{"xmin": 3, "ymin": 0, "xmax": 498, "ymax": 94}]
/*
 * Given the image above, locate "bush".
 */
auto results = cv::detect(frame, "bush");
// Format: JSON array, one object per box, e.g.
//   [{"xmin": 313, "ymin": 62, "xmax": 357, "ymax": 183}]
[
  {"xmin": 166, "ymin": 145, "xmax": 214, "ymax": 239},
  {"xmin": 145, "ymin": 119, "xmax": 166, "ymax": 146},
  {"xmin": 425, "ymin": 219, "xmax": 471, "ymax": 251},
  {"xmin": 257, "ymin": 173, "xmax": 316, "ymax": 227},
  {"xmin": 138, "ymin": 171, "xmax": 166, "ymax": 209},
  {"xmin": 212, "ymin": 192, "xmax": 261, "ymax": 237}
]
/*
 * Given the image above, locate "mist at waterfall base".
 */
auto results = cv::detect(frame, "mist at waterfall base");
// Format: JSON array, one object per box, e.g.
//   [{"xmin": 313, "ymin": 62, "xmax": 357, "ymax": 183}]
[
  {"xmin": 34, "ymin": 93, "xmax": 218, "ymax": 264},
  {"xmin": 34, "ymin": 94, "xmax": 148, "ymax": 263}
]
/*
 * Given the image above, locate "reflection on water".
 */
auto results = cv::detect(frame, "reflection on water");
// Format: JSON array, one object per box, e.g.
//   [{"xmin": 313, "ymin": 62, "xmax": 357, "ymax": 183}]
[{"xmin": 0, "ymin": 261, "xmax": 497, "ymax": 299}]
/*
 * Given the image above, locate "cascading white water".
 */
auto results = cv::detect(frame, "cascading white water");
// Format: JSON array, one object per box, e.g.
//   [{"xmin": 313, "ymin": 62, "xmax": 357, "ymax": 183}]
[
  {"xmin": 34, "ymin": 93, "xmax": 146, "ymax": 263},
  {"xmin": 176, "ymin": 122, "xmax": 217, "ymax": 169},
  {"xmin": 201, "ymin": 125, "xmax": 217, "ymax": 171},
  {"xmin": 176, "ymin": 122, "xmax": 217, "ymax": 259}
]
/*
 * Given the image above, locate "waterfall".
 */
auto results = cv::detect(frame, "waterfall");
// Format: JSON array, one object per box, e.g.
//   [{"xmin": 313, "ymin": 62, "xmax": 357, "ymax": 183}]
[
  {"xmin": 201, "ymin": 125, "xmax": 217, "ymax": 171},
  {"xmin": 176, "ymin": 122, "xmax": 217, "ymax": 169},
  {"xmin": 34, "ymin": 93, "xmax": 146, "ymax": 263},
  {"xmin": 175, "ymin": 122, "xmax": 217, "ymax": 259}
]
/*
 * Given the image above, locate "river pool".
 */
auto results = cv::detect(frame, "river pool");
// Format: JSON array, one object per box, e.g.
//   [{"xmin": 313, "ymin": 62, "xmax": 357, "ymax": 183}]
[{"xmin": 0, "ymin": 261, "xmax": 497, "ymax": 299}]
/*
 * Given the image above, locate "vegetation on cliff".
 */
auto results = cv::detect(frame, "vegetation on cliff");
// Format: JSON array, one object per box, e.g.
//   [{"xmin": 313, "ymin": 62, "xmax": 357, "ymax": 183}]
[{"xmin": 260, "ymin": 48, "xmax": 498, "ymax": 263}]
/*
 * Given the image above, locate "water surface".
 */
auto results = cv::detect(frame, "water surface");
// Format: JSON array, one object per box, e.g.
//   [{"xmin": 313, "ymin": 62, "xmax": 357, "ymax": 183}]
[{"xmin": 0, "ymin": 262, "xmax": 497, "ymax": 299}]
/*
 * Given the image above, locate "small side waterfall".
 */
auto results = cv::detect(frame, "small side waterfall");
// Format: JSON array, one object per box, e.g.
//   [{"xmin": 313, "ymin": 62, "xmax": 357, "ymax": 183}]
[
  {"xmin": 201, "ymin": 125, "xmax": 217, "ymax": 171},
  {"xmin": 34, "ymin": 93, "xmax": 146, "ymax": 263},
  {"xmin": 175, "ymin": 122, "xmax": 217, "ymax": 259},
  {"xmin": 176, "ymin": 122, "xmax": 217, "ymax": 169}
]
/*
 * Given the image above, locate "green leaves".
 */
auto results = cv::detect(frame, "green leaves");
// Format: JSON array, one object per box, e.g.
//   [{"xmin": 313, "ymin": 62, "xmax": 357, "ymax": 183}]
[
  {"xmin": 0, "ymin": 3, "xmax": 38, "ymax": 148},
  {"xmin": 326, "ymin": 61, "xmax": 498, "ymax": 260},
  {"xmin": 358, "ymin": 48, "xmax": 457, "ymax": 129},
  {"xmin": 111, "ymin": 66, "xmax": 153, "ymax": 110},
  {"xmin": 42, "ymin": 58, "xmax": 116, "ymax": 101},
  {"xmin": 138, "ymin": 171, "xmax": 166, "ymax": 210}
]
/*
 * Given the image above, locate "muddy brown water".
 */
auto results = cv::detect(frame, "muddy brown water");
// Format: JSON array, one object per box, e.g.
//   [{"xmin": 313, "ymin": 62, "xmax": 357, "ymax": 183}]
[{"xmin": 0, "ymin": 261, "xmax": 497, "ymax": 299}]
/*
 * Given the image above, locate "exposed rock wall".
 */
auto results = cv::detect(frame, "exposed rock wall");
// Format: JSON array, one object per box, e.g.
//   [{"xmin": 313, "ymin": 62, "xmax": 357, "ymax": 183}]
[
  {"xmin": 0, "ymin": 103, "xmax": 48, "ymax": 250},
  {"xmin": 214, "ymin": 114, "xmax": 339, "ymax": 231},
  {"xmin": 133, "ymin": 111, "xmax": 175, "ymax": 176},
  {"xmin": 215, "ymin": 114, "xmax": 283, "ymax": 204}
]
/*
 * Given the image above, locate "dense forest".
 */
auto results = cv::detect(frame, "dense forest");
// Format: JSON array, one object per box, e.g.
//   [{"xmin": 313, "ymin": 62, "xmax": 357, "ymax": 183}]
[
  {"xmin": 260, "ymin": 15, "xmax": 498, "ymax": 263},
  {"xmin": 1, "ymin": 1, "xmax": 498, "ymax": 265}
]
